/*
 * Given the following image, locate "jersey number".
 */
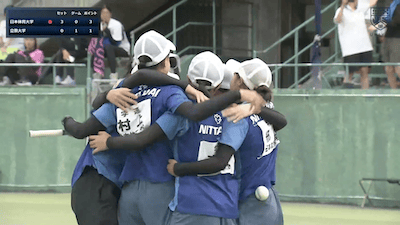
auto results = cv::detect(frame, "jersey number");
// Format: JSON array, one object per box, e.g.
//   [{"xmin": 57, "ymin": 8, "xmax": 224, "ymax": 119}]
[
  {"xmin": 116, "ymin": 99, "xmax": 151, "ymax": 136},
  {"xmin": 197, "ymin": 141, "xmax": 235, "ymax": 176}
]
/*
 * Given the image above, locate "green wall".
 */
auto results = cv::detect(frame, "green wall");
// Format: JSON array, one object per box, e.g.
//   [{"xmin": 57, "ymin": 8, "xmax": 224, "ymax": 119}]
[
  {"xmin": 273, "ymin": 89, "xmax": 400, "ymax": 207},
  {"xmin": 0, "ymin": 87, "xmax": 399, "ymax": 207},
  {"xmin": 0, "ymin": 87, "xmax": 87, "ymax": 192}
]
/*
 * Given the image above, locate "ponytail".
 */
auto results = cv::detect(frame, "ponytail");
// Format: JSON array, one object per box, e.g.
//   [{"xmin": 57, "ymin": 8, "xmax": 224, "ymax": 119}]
[{"xmin": 254, "ymin": 85, "xmax": 272, "ymax": 102}]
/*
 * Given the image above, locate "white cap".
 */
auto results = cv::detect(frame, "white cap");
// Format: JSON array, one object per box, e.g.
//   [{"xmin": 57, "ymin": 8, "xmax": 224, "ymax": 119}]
[
  {"xmin": 187, "ymin": 51, "xmax": 224, "ymax": 89},
  {"xmin": 133, "ymin": 30, "xmax": 176, "ymax": 67},
  {"xmin": 226, "ymin": 58, "xmax": 272, "ymax": 90},
  {"xmin": 220, "ymin": 63, "xmax": 234, "ymax": 90}
]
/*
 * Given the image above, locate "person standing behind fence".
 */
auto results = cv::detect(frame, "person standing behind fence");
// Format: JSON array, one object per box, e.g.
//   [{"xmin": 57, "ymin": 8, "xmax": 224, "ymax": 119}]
[
  {"xmin": 99, "ymin": 5, "xmax": 130, "ymax": 80},
  {"xmin": 53, "ymin": 38, "xmax": 89, "ymax": 86},
  {"xmin": 0, "ymin": 38, "xmax": 44, "ymax": 86},
  {"xmin": 382, "ymin": 0, "xmax": 400, "ymax": 89},
  {"xmin": 334, "ymin": 0, "xmax": 379, "ymax": 89}
]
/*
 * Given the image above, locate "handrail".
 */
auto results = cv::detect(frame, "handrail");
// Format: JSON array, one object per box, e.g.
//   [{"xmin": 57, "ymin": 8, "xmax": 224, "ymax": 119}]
[
  {"xmin": 266, "ymin": 62, "xmax": 400, "ymax": 89},
  {"xmin": 129, "ymin": 0, "xmax": 189, "ymax": 54},
  {"xmin": 165, "ymin": 22, "xmax": 214, "ymax": 39},
  {"xmin": 276, "ymin": 25, "xmax": 337, "ymax": 68},
  {"xmin": 130, "ymin": 0, "xmax": 188, "ymax": 38},
  {"xmin": 287, "ymin": 52, "xmax": 338, "ymax": 89},
  {"xmin": 254, "ymin": 0, "xmax": 338, "ymax": 55}
]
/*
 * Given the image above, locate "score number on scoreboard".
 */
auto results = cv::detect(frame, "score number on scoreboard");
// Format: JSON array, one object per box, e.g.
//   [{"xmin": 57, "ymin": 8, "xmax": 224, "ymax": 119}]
[{"xmin": 6, "ymin": 7, "xmax": 100, "ymax": 37}]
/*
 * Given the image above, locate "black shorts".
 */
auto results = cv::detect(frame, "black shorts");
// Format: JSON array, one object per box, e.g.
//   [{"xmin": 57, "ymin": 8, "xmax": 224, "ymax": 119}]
[
  {"xmin": 71, "ymin": 166, "xmax": 121, "ymax": 225},
  {"xmin": 343, "ymin": 51, "xmax": 373, "ymax": 74}
]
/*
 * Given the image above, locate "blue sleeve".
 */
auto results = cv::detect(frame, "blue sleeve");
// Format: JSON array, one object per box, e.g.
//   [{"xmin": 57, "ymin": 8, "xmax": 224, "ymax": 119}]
[
  {"xmin": 92, "ymin": 103, "xmax": 117, "ymax": 130},
  {"xmin": 164, "ymin": 86, "xmax": 191, "ymax": 113},
  {"xmin": 218, "ymin": 118, "xmax": 249, "ymax": 151},
  {"xmin": 156, "ymin": 111, "xmax": 189, "ymax": 140}
]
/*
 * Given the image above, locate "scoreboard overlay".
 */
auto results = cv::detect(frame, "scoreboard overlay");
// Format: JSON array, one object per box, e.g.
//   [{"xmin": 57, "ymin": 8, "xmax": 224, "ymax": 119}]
[{"xmin": 6, "ymin": 7, "xmax": 100, "ymax": 37}]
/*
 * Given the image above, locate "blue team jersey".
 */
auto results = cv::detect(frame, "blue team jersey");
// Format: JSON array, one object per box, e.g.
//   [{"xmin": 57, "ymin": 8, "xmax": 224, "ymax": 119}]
[
  {"xmin": 71, "ymin": 130, "xmax": 129, "ymax": 188},
  {"xmin": 157, "ymin": 111, "xmax": 239, "ymax": 219},
  {"xmin": 219, "ymin": 113, "xmax": 280, "ymax": 202},
  {"xmin": 93, "ymin": 85, "xmax": 190, "ymax": 183}
]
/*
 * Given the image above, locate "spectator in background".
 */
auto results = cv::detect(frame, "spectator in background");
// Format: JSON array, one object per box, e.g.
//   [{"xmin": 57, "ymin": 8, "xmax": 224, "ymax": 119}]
[
  {"xmin": 0, "ymin": 5, "xmax": 24, "ymax": 61},
  {"xmin": 0, "ymin": 38, "xmax": 44, "ymax": 86},
  {"xmin": 99, "ymin": 5, "xmax": 130, "ymax": 80},
  {"xmin": 334, "ymin": 0, "xmax": 379, "ymax": 89},
  {"xmin": 381, "ymin": 0, "xmax": 400, "ymax": 88},
  {"xmin": 53, "ymin": 38, "xmax": 89, "ymax": 86}
]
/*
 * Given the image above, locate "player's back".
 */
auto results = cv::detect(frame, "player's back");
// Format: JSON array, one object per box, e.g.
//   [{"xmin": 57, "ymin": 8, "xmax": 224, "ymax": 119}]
[
  {"xmin": 236, "ymin": 114, "xmax": 280, "ymax": 201},
  {"xmin": 118, "ymin": 84, "xmax": 190, "ymax": 183},
  {"xmin": 170, "ymin": 112, "xmax": 239, "ymax": 219}
]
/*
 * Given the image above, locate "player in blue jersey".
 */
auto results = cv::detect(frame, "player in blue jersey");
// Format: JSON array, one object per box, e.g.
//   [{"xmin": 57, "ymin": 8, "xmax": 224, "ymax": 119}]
[
  {"xmin": 65, "ymin": 31, "xmax": 265, "ymax": 225},
  {"xmin": 220, "ymin": 58, "xmax": 285, "ymax": 225},
  {"xmin": 88, "ymin": 55, "xmax": 286, "ymax": 225}
]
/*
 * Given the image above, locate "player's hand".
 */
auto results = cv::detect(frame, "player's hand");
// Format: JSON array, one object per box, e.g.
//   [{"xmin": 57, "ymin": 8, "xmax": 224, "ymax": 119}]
[
  {"xmin": 239, "ymin": 89, "xmax": 266, "ymax": 114},
  {"xmin": 89, "ymin": 131, "xmax": 111, "ymax": 154},
  {"xmin": 167, "ymin": 159, "xmax": 178, "ymax": 177},
  {"xmin": 0, "ymin": 47, "xmax": 6, "ymax": 53},
  {"xmin": 61, "ymin": 116, "xmax": 75, "ymax": 133},
  {"xmin": 62, "ymin": 49, "xmax": 71, "ymax": 61},
  {"xmin": 106, "ymin": 88, "xmax": 138, "ymax": 112},
  {"xmin": 222, "ymin": 103, "xmax": 254, "ymax": 123},
  {"xmin": 185, "ymin": 85, "xmax": 209, "ymax": 103},
  {"xmin": 368, "ymin": 25, "xmax": 377, "ymax": 34}
]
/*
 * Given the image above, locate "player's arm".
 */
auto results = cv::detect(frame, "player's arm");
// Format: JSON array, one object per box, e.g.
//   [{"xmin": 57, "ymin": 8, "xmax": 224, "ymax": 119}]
[
  {"xmin": 222, "ymin": 104, "xmax": 287, "ymax": 131},
  {"xmin": 174, "ymin": 89, "xmax": 265, "ymax": 121},
  {"xmin": 169, "ymin": 119, "xmax": 248, "ymax": 176},
  {"xmin": 169, "ymin": 143, "xmax": 235, "ymax": 176},
  {"xmin": 62, "ymin": 116, "xmax": 106, "ymax": 139},
  {"xmin": 62, "ymin": 103, "xmax": 117, "ymax": 139},
  {"xmin": 89, "ymin": 111, "xmax": 187, "ymax": 153},
  {"xmin": 89, "ymin": 123, "xmax": 167, "ymax": 153},
  {"xmin": 121, "ymin": 69, "xmax": 208, "ymax": 103},
  {"xmin": 334, "ymin": 0, "xmax": 347, "ymax": 24}
]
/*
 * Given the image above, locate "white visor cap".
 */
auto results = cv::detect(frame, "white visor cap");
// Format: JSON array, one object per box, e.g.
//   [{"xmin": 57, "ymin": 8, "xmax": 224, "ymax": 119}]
[
  {"xmin": 187, "ymin": 51, "xmax": 224, "ymax": 89},
  {"xmin": 227, "ymin": 58, "xmax": 272, "ymax": 90},
  {"xmin": 220, "ymin": 63, "xmax": 234, "ymax": 90},
  {"xmin": 133, "ymin": 30, "xmax": 176, "ymax": 67}
]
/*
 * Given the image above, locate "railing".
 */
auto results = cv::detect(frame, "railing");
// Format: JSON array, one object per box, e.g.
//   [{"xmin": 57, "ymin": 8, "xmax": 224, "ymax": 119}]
[
  {"xmin": 0, "ymin": 56, "xmax": 91, "ymax": 117},
  {"xmin": 266, "ymin": 62, "xmax": 400, "ymax": 89},
  {"xmin": 130, "ymin": 0, "xmax": 255, "ymax": 57},
  {"xmin": 254, "ymin": 0, "xmax": 340, "ymax": 88}
]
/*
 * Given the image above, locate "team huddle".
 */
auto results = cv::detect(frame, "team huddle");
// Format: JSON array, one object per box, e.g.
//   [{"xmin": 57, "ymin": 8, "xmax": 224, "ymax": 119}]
[{"xmin": 62, "ymin": 30, "xmax": 287, "ymax": 225}]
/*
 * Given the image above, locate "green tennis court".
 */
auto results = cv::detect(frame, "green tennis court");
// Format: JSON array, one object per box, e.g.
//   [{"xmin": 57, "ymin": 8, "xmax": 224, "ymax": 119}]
[{"xmin": 1, "ymin": 193, "xmax": 399, "ymax": 225}]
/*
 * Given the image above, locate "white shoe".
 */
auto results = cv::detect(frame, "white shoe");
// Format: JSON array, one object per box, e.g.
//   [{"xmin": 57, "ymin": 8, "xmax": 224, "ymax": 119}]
[
  {"xmin": 16, "ymin": 80, "xmax": 32, "ymax": 86},
  {"xmin": 60, "ymin": 75, "xmax": 76, "ymax": 86},
  {"xmin": 93, "ymin": 72, "xmax": 102, "ymax": 80},
  {"xmin": 110, "ymin": 72, "xmax": 118, "ymax": 80},
  {"xmin": 55, "ymin": 75, "xmax": 62, "ymax": 84},
  {"xmin": 0, "ymin": 76, "xmax": 11, "ymax": 86}
]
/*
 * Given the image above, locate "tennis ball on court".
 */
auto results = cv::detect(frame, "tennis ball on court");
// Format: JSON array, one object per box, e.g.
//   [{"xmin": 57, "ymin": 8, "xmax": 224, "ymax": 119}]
[{"xmin": 255, "ymin": 186, "xmax": 269, "ymax": 201}]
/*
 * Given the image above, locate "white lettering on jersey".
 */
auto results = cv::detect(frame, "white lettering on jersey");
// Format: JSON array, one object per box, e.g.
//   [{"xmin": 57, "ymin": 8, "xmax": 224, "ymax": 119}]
[
  {"xmin": 256, "ymin": 120, "xmax": 280, "ymax": 159},
  {"xmin": 198, "ymin": 124, "xmax": 222, "ymax": 136},
  {"xmin": 197, "ymin": 141, "xmax": 235, "ymax": 176},
  {"xmin": 136, "ymin": 87, "xmax": 161, "ymax": 98},
  {"xmin": 116, "ymin": 99, "xmax": 151, "ymax": 136}
]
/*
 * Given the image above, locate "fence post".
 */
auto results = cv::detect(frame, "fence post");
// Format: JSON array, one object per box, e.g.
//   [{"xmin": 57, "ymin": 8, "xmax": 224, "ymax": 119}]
[
  {"xmin": 173, "ymin": 7, "xmax": 177, "ymax": 46},
  {"xmin": 294, "ymin": 30, "xmax": 299, "ymax": 89},
  {"xmin": 86, "ymin": 52, "xmax": 92, "ymax": 119},
  {"xmin": 212, "ymin": 0, "xmax": 216, "ymax": 54},
  {"xmin": 52, "ymin": 65, "xmax": 56, "ymax": 87}
]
